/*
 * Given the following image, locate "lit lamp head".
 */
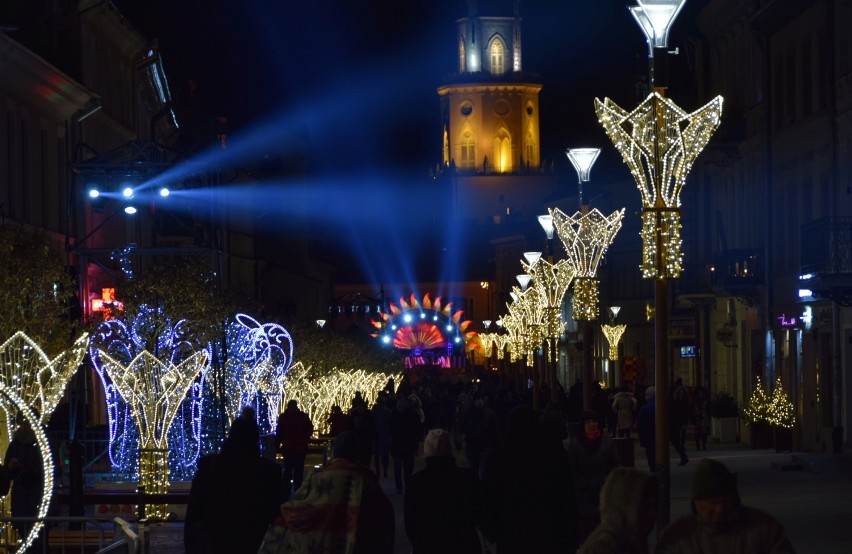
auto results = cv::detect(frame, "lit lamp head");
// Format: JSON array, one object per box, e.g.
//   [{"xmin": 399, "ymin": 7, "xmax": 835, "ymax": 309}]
[
  {"xmin": 629, "ymin": 0, "xmax": 687, "ymax": 51},
  {"xmin": 523, "ymin": 251, "xmax": 542, "ymax": 267},
  {"xmin": 316, "ymin": 319, "xmax": 326, "ymax": 329},
  {"xmin": 566, "ymin": 148, "xmax": 601, "ymax": 183},
  {"xmin": 610, "ymin": 305, "xmax": 622, "ymax": 322},
  {"xmin": 538, "ymin": 215, "xmax": 554, "ymax": 240},
  {"xmin": 516, "ymin": 274, "xmax": 531, "ymax": 291},
  {"xmin": 483, "ymin": 319, "xmax": 492, "ymax": 330}
]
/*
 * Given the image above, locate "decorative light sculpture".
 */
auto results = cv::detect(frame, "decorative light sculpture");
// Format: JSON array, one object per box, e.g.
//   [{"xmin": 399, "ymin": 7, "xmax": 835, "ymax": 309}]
[
  {"xmin": 89, "ymin": 306, "xmax": 211, "ymax": 481},
  {"xmin": 0, "ymin": 331, "xmax": 89, "ymax": 428},
  {"xmin": 550, "ymin": 207, "xmax": 625, "ymax": 320},
  {"xmin": 96, "ymin": 349, "xmax": 209, "ymax": 519},
  {"xmin": 594, "ymin": 93, "xmax": 722, "ymax": 278},
  {"xmin": 477, "ymin": 333, "xmax": 509, "ymax": 360},
  {"xmin": 601, "ymin": 324, "xmax": 627, "ymax": 361},
  {"xmin": 283, "ymin": 362, "xmax": 402, "ymax": 435},
  {"xmin": 0, "ymin": 383, "xmax": 54, "ymax": 553},
  {"xmin": 768, "ymin": 377, "xmax": 796, "ymax": 428},
  {"xmin": 224, "ymin": 314, "xmax": 294, "ymax": 433}
]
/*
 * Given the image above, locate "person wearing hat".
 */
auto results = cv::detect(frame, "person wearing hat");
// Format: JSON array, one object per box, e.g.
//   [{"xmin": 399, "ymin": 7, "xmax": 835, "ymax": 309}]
[
  {"xmin": 404, "ymin": 429, "xmax": 482, "ymax": 554},
  {"xmin": 275, "ymin": 399, "xmax": 314, "ymax": 495},
  {"xmin": 657, "ymin": 458, "xmax": 794, "ymax": 553},
  {"xmin": 566, "ymin": 409, "xmax": 620, "ymax": 544}
]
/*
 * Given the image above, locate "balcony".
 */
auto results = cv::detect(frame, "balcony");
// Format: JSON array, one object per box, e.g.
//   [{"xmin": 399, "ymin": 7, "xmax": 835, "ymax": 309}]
[
  {"xmin": 801, "ymin": 217, "xmax": 852, "ymax": 305},
  {"xmin": 712, "ymin": 248, "xmax": 764, "ymax": 305}
]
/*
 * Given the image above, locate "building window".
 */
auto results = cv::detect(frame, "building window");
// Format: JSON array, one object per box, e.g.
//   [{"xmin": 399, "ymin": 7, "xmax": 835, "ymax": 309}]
[
  {"xmin": 460, "ymin": 128, "xmax": 475, "ymax": 169},
  {"xmin": 490, "ymin": 38, "xmax": 505, "ymax": 75},
  {"xmin": 494, "ymin": 128, "xmax": 512, "ymax": 173}
]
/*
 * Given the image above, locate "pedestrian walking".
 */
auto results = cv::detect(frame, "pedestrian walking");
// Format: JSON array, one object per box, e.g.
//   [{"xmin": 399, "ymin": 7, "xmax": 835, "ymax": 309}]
[
  {"xmin": 463, "ymin": 393, "xmax": 500, "ymax": 478},
  {"xmin": 692, "ymin": 384, "xmax": 711, "ymax": 451},
  {"xmin": 5, "ymin": 421, "xmax": 45, "ymax": 552},
  {"xmin": 481, "ymin": 405, "xmax": 579, "ymax": 553},
  {"xmin": 612, "ymin": 387, "xmax": 637, "ymax": 438},
  {"xmin": 371, "ymin": 391, "xmax": 392, "ymax": 478},
  {"xmin": 404, "ymin": 429, "xmax": 482, "ymax": 554},
  {"xmin": 669, "ymin": 378, "xmax": 690, "ymax": 466},
  {"xmin": 565, "ymin": 410, "xmax": 620, "ymax": 544},
  {"xmin": 348, "ymin": 394, "xmax": 377, "ymax": 467},
  {"xmin": 276, "ymin": 399, "xmax": 314, "ymax": 495},
  {"xmin": 657, "ymin": 458, "xmax": 795, "ymax": 553},
  {"xmin": 390, "ymin": 396, "xmax": 423, "ymax": 494},
  {"xmin": 578, "ymin": 467, "xmax": 659, "ymax": 554},
  {"xmin": 258, "ymin": 430, "xmax": 395, "ymax": 554},
  {"xmin": 186, "ymin": 411, "xmax": 285, "ymax": 554},
  {"xmin": 636, "ymin": 386, "xmax": 656, "ymax": 473}
]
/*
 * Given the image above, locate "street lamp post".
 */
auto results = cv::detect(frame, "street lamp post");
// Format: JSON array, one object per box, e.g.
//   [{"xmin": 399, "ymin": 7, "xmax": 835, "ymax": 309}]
[
  {"xmin": 566, "ymin": 148, "xmax": 601, "ymax": 212},
  {"xmin": 594, "ymin": 0, "xmax": 723, "ymax": 530}
]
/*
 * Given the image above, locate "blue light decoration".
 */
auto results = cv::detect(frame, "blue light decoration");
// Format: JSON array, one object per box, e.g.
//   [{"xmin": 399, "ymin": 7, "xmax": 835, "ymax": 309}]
[
  {"xmin": 89, "ymin": 305, "xmax": 211, "ymax": 481},
  {"xmin": 223, "ymin": 313, "xmax": 294, "ymax": 435}
]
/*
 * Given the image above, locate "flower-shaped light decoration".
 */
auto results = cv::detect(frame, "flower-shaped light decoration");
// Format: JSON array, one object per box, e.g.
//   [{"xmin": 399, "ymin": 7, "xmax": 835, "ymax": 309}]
[
  {"xmin": 508, "ymin": 286, "xmax": 544, "ymax": 367},
  {"xmin": 522, "ymin": 257, "xmax": 576, "ymax": 340},
  {"xmin": 477, "ymin": 333, "xmax": 510, "ymax": 360},
  {"xmin": 224, "ymin": 314, "xmax": 294, "ymax": 434},
  {"xmin": 500, "ymin": 312, "xmax": 524, "ymax": 364},
  {"xmin": 0, "ymin": 331, "xmax": 89, "ymax": 430},
  {"xmin": 601, "ymin": 324, "xmax": 627, "ymax": 361},
  {"xmin": 283, "ymin": 362, "xmax": 402, "ymax": 435},
  {"xmin": 595, "ymin": 92, "xmax": 723, "ymax": 278},
  {"xmin": 551, "ymin": 207, "xmax": 625, "ymax": 320},
  {"xmin": 0, "ymin": 382, "xmax": 54, "ymax": 553},
  {"xmin": 97, "ymin": 349, "xmax": 208, "ymax": 519},
  {"xmin": 89, "ymin": 305, "xmax": 211, "ymax": 480}
]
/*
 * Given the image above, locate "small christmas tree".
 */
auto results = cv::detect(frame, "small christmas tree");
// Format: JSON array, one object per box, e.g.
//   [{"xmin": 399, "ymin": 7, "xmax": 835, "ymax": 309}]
[
  {"xmin": 768, "ymin": 377, "xmax": 796, "ymax": 428},
  {"xmin": 743, "ymin": 375, "xmax": 772, "ymax": 425}
]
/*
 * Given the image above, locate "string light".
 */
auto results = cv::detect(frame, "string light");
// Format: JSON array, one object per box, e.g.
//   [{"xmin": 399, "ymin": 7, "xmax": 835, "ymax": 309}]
[
  {"xmin": 0, "ymin": 331, "xmax": 89, "ymax": 427},
  {"xmin": 595, "ymin": 92, "xmax": 723, "ymax": 278},
  {"xmin": 522, "ymin": 257, "xmax": 575, "ymax": 340},
  {"xmin": 0, "ymin": 382, "xmax": 55, "ymax": 553},
  {"xmin": 282, "ymin": 362, "xmax": 402, "ymax": 435},
  {"xmin": 743, "ymin": 375, "xmax": 772, "ymax": 425},
  {"xmin": 550, "ymin": 207, "xmax": 624, "ymax": 320},
  {"xmin": 96, "ymin": 349, "xmax": 209, "ymax": 519},
  {"xmin": 601, "ymin": 324, "xmax": 626, "ymax": 361},
  {"xmin": 768, "ymin": 377, "xmax": 796, "ymax": 428}
]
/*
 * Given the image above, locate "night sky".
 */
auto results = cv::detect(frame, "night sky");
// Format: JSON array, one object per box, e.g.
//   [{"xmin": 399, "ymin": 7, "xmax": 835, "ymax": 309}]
[{"xmin": 114, "ymin": 0, "xmax": 708, "ymax": 175}]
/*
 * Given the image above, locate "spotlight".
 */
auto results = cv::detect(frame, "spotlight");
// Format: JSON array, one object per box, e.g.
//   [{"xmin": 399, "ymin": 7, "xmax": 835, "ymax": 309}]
[
  {"xmin": 159, "ymin": 187, "xmax": 170, "ymax": 197},
  {"xmin": 88, "ymin": 188, "xmax": 100, "ymax": 198},
  {"xmin": 122, "ymin": 187, "xmax": 134, "ymax": 199},
  {"xmin": 124, "ymin": 206, "xmax": 138, "ymax": 215},
  {"xmin": 404, "ymin": 314, "xmax": 412, "ymax": 323}
]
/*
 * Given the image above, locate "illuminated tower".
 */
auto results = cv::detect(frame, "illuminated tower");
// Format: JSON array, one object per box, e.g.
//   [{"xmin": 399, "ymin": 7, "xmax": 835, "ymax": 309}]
[{"xmin": 438, "ymin": 0, "xmax": 552, "ymax": 225}]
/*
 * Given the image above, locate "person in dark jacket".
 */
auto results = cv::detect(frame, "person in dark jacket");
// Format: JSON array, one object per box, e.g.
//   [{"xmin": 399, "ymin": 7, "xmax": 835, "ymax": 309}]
[
  {"xmin": 390, "ymin": 397, "xmax": 423, "ymax": 494},
  {"xmin": 404, "ymin": 429, "xmax": 482, "ymax": 554},
  {"xmin": 636, "ymin": 386, "xmax": 656, "ymax": 473},
  {"xmin": 657, "ymin": 458, "xmax": 795, "ymax": 553},
  {"xmin": 185, "ymin": 411, "xmax": 286, "ymax": 554},
  {"xmin": 5, "ymin": 421, "xmax": 44, "ymax": 551},
  {"xmin": 480, "ymin": 405, "xmax": 579, "ymax": 553},
  {"xmin": 275, "ymin": 399, "xmax": 314, "ymax": 494}
]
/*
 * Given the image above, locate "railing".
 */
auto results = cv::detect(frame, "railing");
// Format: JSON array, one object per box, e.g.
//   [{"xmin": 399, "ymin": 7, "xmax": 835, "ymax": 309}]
[
  {"xmin": 0, "ymin": 516, "xmax": 139, "ymax": 553},
  {"xmin": 801, "ymin": 217, "xmax": 852, "ymax": 275}
]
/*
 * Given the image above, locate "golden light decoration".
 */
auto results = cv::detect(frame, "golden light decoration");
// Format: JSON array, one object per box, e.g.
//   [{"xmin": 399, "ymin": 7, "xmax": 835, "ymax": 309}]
[
  {"xmin": 0, "ymin": 331, "xmax": 89, "ymax": 427},
  {"xmin": 768, "ymin": 377, "xmax": 796, "ymax": 428},
  {"xmin": 522, "ymin": 257, "xmax": 576, "ymax": 339},
  {"xmin": 594, "ymin": 92, "xmax": 723, "ymax": 278},
  {"xmin": 283, "ymin": 362, "xmax": 402, "ymax": 436},
  {"xmin": 601, "ymin": 324, "xmax": 627, "ymax": 361},
  {"xmin": 500, "ymin": 313, "xmax": 524, "ymax": 364},
  {"xmin": 0, "ymin": 382, "xmax": 55, "ymax": 553},
  {"xmin": 509, "ymin": 286, "xmax": 544, "ymax": 367},
  {"xmin": 96, "ymin": 349, "xmax": 209, "ymax": 519},
  {"xmin": 550, "ymin": 207, "xmax": 624, "ymax": 320},
  {"xmin": 477, "ymin": 333, "xmax": 510, "ymax": 360}
]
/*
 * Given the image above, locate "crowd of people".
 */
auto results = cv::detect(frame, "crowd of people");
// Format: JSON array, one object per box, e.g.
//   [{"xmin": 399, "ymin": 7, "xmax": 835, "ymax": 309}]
[{"xmin": 183, "ymin": 373, "xmax": 794, "ymax": 553}]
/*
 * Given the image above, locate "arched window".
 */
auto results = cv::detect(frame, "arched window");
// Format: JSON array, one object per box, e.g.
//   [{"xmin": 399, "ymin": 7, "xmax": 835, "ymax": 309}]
[
  {"xmin": 460, "ymin": 128, "xmax": 475, "ymax": 169},
  {"xmin": 459, "ymin": 37, "xmax": 466, "ymax": 72},
  {"xmin": 490, "ymin": 38, "xmax": 505, "ymax": 75},
  {"xmin": 443, "ymin": 126, "xmax": 450, "ymax": 166},
  {"xmin": 525, "ymin": 124, "xmax": 536, "ymax": 167},
  {"xmin": 494, "ymin": 128, "xmax": 512, "ymax": 173}
]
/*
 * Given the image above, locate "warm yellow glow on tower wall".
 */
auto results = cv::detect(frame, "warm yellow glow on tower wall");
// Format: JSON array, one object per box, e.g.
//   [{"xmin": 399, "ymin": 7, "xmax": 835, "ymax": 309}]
[{"xmin": 438, "ymin": 83, "xmax": 541, "ymax": 172}]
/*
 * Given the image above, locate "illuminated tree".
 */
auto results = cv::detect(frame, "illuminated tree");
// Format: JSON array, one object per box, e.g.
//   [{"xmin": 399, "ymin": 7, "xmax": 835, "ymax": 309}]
[
  {"xmin": 768, "ymin": 377, "xmax": 796, "ymax": 428},
  {"xmin": 743, "ymin": 375, "xmax": 772, "ymax": 425}
]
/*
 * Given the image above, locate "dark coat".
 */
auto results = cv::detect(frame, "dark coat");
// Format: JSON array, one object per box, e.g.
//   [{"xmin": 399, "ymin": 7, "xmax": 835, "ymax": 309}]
[
  {"xmin": 480, "ymin": 406, "xmax": 579, "ymax": 553},
  {"xmin": 637, "ymin": 397, "xmax": 656, "ymax": 451},
  {"xmin": 185, "ymin": 440, "xmax": 285, "ymax": 554},
  {"xmin": 404, "ymin": 456, "xmax": 482, "ymax": 554},
  {"xmin": 390, "ymin": 407, "xmax": 423, "ymax": 457},
  {"xmin": 4, "ymin": 434, "xmax": 42, "ymax": 520},
  {"xmin": 276, "ymin": 407, "xmax": 314, "ymax": 455}
]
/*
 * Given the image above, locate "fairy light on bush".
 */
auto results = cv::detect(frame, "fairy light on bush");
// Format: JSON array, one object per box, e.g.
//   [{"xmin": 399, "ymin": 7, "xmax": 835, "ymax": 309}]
[
  {"xmin": 768, "ymin": 377, "xmax": 795, "ymax": 428},
  {"xmin": 283, "ymin": 362, "xmax": 402, "ymax": 435},
  {"xmin": 594, "ymin": 92, "xmax": 723, "ymax": 278},
  {"xmin": 743, "ymin": 375, "xmax": 772, "ymax": 425},
  {"xmin": 550, "ymin": 207, "xmax": 624, "ymax": 320}
]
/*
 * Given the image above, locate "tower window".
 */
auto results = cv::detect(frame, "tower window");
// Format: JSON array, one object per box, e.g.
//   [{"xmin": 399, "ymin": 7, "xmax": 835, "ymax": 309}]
[
  {"xmin": 494, "ymin": 128, "xmax": 512, "ymax": 173},
  {"xmin": 490, "ymin": 39, "xmax": 505, "ymax": 75},
  {"xmin": 460, "ymin": 128, "xmax": 475, "ymax": 169}
]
